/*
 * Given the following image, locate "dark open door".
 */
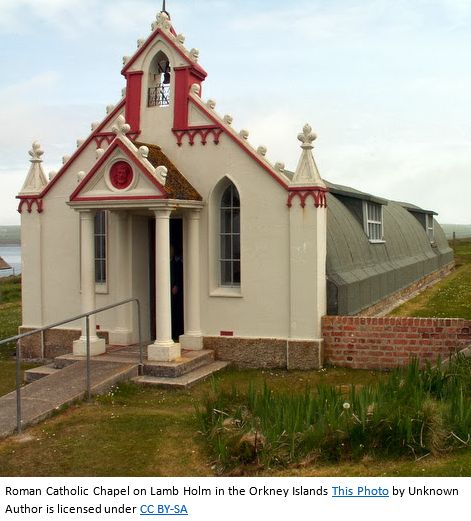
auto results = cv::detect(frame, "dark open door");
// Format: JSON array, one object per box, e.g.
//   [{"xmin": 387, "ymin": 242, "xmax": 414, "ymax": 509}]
[{"xmin": 148, "ymin": 217, "xmax": 184, "ymax": 341}]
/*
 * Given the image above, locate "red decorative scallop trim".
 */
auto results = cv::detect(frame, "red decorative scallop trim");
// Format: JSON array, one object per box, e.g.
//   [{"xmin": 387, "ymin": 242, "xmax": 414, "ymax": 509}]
[
  {"xmin": 94, "ymin": 131, "xmax": 140, "ymax": 149},
  {"xmin": 172, "ymin": 126, "xmax": 223, "ymax": 146},
  {"xmin": 17, "ymin": 198, "xmax": 43, "ymax": 214},
  {"xmin": 287, "ymin": 187, "xmax": 328, "ymax": 209}
]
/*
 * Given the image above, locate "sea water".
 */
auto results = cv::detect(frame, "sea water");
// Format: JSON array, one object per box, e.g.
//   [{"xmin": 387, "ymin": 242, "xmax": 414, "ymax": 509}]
[{"xmin": 0, "ymin": 245, "xmax": 21, "ymax": 277}]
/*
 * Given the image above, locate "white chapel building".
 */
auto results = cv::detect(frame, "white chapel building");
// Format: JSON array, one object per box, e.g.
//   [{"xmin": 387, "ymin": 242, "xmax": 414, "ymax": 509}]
[{"xmin": 17, "ymin": 10, "xmax": 453, "ymax": 370}]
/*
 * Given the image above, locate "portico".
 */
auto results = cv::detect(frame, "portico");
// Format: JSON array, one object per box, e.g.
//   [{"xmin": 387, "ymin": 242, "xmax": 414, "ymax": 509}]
[
  {"xmin": 67, "ymin": 126, "xmax": 204, "ymax": 362},
  {"xmin": 71, "ymin": 202, "xmax": 203, "ymax": 361}
]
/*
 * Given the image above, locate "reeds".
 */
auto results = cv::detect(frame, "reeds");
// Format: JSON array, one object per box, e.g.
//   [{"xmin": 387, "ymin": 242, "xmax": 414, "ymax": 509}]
[{"xmin": 196, "ymin": 356, "xmax": 471, "ymax": 470}]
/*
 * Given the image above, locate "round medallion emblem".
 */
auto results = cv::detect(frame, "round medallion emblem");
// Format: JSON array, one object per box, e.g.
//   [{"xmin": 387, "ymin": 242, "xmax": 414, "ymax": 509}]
[{"xmin": 110, "ymin": 161, "xmax": 133, "ymax": 190}]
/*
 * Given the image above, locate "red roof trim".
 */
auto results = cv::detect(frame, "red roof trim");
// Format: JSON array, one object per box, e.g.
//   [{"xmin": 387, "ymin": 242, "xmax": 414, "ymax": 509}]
[
  {"xmin": 70, "ymin": 139, "xmax": 167, "ymax": 202},
  {"xmin": 186, "ymin": 97, "xmax": 289, "ymax": 191},
  {"xmin": 73, "ymin": 195, "xmax": 166, "ymax": 202},
  {"xmin": 121, "ymin": 28, "xmax": 207, "ymax": 78},
  {"xmin": 40, "ymin": 99, "xmax": 126, "ymax": 200}
]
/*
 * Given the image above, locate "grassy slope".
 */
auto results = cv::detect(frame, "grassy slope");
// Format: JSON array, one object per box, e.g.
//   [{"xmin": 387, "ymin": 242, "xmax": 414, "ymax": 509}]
[
  {"xmin": 390, "ymin": 239, "xmax": 471, "ymax": 319},
  {"xmin": 0, "ymin": 370, "xmax": 380, "ymax": 477},
  {"xmin": 1, "ymin": 372, "xmax": 471, "ymax": 477},
  {"xmin": 0, "ymin": 276, "xmax": 36, "ymax": 396}
]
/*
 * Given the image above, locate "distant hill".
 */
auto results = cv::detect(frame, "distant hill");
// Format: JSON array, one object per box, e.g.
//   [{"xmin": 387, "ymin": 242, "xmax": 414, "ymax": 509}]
[
  {"xmin": 440, "ymin": 224, "xmax": 471, "ymax": 240},
  {"xmin": 0, "ymin": 226, "xmax": 20, "ymax": 245}
]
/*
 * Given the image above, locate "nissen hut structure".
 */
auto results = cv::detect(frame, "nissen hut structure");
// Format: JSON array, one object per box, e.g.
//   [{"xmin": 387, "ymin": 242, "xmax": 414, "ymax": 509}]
[{"xmin": 17, "ymin": 10, "xmax": 453, "ymax": 370}]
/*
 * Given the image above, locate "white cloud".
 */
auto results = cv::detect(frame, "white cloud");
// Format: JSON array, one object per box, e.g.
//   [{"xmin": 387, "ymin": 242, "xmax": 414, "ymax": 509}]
[
  {"xmin": 0, "ymin": 71, "xmax": 59, "ymax": 99},
  {"xmin": 0, "ymin": 0, "xmax": 470, "ymax": 226},
  {"xmin": 0, "ymin": 0, "xmax": 156, "ymax": 37}
]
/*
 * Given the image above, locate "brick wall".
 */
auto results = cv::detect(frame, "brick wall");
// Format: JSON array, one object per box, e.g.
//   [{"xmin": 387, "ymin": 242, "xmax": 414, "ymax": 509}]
[{"xmin": 323, "ymin": 316, "xmax": 471, "ymax": 369}]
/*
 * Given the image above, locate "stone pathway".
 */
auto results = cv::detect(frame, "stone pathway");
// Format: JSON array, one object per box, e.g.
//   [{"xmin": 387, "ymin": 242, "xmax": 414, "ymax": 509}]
[
  {"xmin": 0, "ymin": 346, "xmax": 229, "ymax": 439},
  {"xmin": 0, "ymin": 360, "xmax": 138, "ymax": 438}
]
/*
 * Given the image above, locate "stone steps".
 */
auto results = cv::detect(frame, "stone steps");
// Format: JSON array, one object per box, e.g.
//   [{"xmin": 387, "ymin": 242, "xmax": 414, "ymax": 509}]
[
  {"xmin": 1, "ymin": 346, "xmax": 227, "ymax": 438},
  {"xmin": 143, "ymin": 349, "xmax": 214, "ymax": 378},
  {"xmin": 134, "ymin": 361, "xmax": 229, "ymax": 389},
  {"xmin": 24, "ymin": 364, "xmax": 59, "ymax": 383}
]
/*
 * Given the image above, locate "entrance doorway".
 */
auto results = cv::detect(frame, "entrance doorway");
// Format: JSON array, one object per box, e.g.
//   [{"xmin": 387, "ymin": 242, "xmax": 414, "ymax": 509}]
[{"xmin": 148, "ymin": 217, "xmax": 184, "ymax": 341}]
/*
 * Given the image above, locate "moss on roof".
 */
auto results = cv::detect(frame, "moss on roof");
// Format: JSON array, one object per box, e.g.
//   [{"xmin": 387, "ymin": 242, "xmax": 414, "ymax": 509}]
[{"xmin": 136, "ymin": 142, "xmax": 202, "ymax": 201}]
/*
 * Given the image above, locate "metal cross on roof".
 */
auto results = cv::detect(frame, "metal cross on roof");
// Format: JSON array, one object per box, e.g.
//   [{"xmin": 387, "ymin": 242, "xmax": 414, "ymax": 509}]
[{"xmin": 161, "ymin": 0, "xmax": 170, "ymax": 17}]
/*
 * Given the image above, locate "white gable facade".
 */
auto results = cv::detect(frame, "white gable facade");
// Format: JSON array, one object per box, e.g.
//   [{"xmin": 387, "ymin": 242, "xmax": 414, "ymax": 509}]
[{"xmin": 18, "ymin": 12, "xmax": 327, "ymax": 369}]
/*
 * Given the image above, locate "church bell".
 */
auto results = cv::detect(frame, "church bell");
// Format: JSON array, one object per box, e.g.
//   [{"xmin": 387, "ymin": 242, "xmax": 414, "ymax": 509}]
[{"xmin": 159, "ymin": 60, "xmax": 171, "ymax": 85}]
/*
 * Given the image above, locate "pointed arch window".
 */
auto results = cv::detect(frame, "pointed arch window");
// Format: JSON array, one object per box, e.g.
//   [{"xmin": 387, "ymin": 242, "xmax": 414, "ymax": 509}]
[
  {"xmin": 148, "ymin": 51, "xmax": 171, "ymax": 107},
  {"xmin": 219, "ymin": 183, "xmax": 240, "ymax": 287}
]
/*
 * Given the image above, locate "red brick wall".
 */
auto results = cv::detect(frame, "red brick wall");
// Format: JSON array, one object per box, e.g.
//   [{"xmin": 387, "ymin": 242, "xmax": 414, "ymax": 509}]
[{"xmin": 323, "ymin": 316, "xmax": 471, "ymax": 369}]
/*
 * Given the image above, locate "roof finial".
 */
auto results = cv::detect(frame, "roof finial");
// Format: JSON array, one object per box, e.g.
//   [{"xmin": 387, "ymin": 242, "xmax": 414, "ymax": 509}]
[
  {"xmin": 161, "ymin": 0, "xmax": 170, "ymax": 18},
  {"xmin": 290, "ymin": 124, "xmax": 325, "ymax": 188}
]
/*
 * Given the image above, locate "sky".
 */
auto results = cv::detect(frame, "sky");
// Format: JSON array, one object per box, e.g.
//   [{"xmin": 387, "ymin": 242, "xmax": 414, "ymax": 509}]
[{"xmin": 0, "ymin": 0, "xmax": 470, "ymax": 225}]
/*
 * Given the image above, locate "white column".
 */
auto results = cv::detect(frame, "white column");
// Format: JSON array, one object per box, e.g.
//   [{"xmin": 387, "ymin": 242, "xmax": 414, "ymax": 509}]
[
  {"xmin": 109, "ymin": 211, "xmax": 132, "ymax": 345},
  {"xmin": 148, "ymin": 208, "xmax": 181, "ymax": 361},
  {"xmin": 73, "ymin": 210, "xmax": 106, "ymax": 356},
  {"xmin": 180, "ymin": 209, "xmax": 203, "ymax": 350},
  {"xmin": 20, "ymin": 210, "xmax": 43, "ymax": 328},
  {"xmin": 289, "ymin": 200, "xmax": 327, "ymax": 340}
]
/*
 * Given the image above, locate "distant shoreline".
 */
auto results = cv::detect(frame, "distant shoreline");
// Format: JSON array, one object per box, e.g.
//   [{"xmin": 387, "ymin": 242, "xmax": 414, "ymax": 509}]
[
  {"xmin": 0, "ymin": 226, "xmax": 20, "ymax": 246},
  {"xmin": 0, "ymin": 223, "xmax": 469, "ymax": 244}
]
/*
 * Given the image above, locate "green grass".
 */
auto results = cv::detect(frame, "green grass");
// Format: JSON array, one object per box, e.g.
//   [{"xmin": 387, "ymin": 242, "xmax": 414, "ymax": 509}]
[
  {"xmin": 390, "ymin": 239, "xmax": 471, "ymax": 319},
  {"xmin": 0, "ymin": 276, "xmax": 23, "ymax": 360},
  {"xmin": 0, "ymin": 276, "xmax": 36, "ymax": 395},
  {"xmin": 197, "ymin": 357, "xmax": 471, "ymax": 473},
  {"xmin": 0, "ymin": 275, "xmax": 21, "ymax": 306},
  {"xmin": 1, "ymin": 368, "xmax": 471, "ymax": 477},
  {"xmin": 0, "ymin": 302, "xmax": 21, "ymax": 356}
]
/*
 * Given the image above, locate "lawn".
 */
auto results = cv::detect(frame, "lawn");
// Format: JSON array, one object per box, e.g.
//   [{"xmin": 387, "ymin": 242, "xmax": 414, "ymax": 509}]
[
  {"xmin": 1, "ymin": 370, "xmax": 471, "ymax": 477},
  {"xmin": 390, "ymin": 239, "xmax": 471, "ymax": 319},
  {"xmin": 0, "ymin": 276, "xmax": 37, "ymax": 396}
]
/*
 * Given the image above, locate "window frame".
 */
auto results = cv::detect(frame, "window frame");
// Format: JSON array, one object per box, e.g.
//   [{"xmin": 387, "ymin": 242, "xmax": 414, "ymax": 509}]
[
  {"xmin": 363, "ymin": 201, "xmax": 385, "ymax": 243},
  {"xmin": 208, "ymin": 177, "xmax": 243, "ymax": 298},
  {"xmin": 94, "ymin": 210, "xmax": 108, "ymax": 293},
  {"xmin": 219, "ymin": 183, "xmax": 241, "ymax": 288},
  {"xmin": 426, "ymin": 213, "xmax": 435, "ymax": 242}
]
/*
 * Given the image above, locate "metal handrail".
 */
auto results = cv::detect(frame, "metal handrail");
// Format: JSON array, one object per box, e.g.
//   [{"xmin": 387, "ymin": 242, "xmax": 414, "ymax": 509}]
[{"xmin": 0, "ymin": 298, "xmax": 143, "ymax": 434}]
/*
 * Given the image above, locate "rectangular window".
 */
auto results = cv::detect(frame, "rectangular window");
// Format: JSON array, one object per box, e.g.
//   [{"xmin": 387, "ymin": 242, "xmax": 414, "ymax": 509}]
[
  {"xmin": 94, "ymin": 210, "xmax": 107, "ymax": 284},
  {"xmin": 426, "ymin": 214, "xmax": 434, "ymax": 241},
  {"xmin": 364, "ymin": 202, "xmax": 384, "ymax": 243}
]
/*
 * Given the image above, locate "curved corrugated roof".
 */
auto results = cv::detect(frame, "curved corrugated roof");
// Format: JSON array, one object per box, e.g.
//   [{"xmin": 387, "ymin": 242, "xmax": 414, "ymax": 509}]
[{"xmin": 326, "ymin": 193, "xmax": 453, "ymax": 314}]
